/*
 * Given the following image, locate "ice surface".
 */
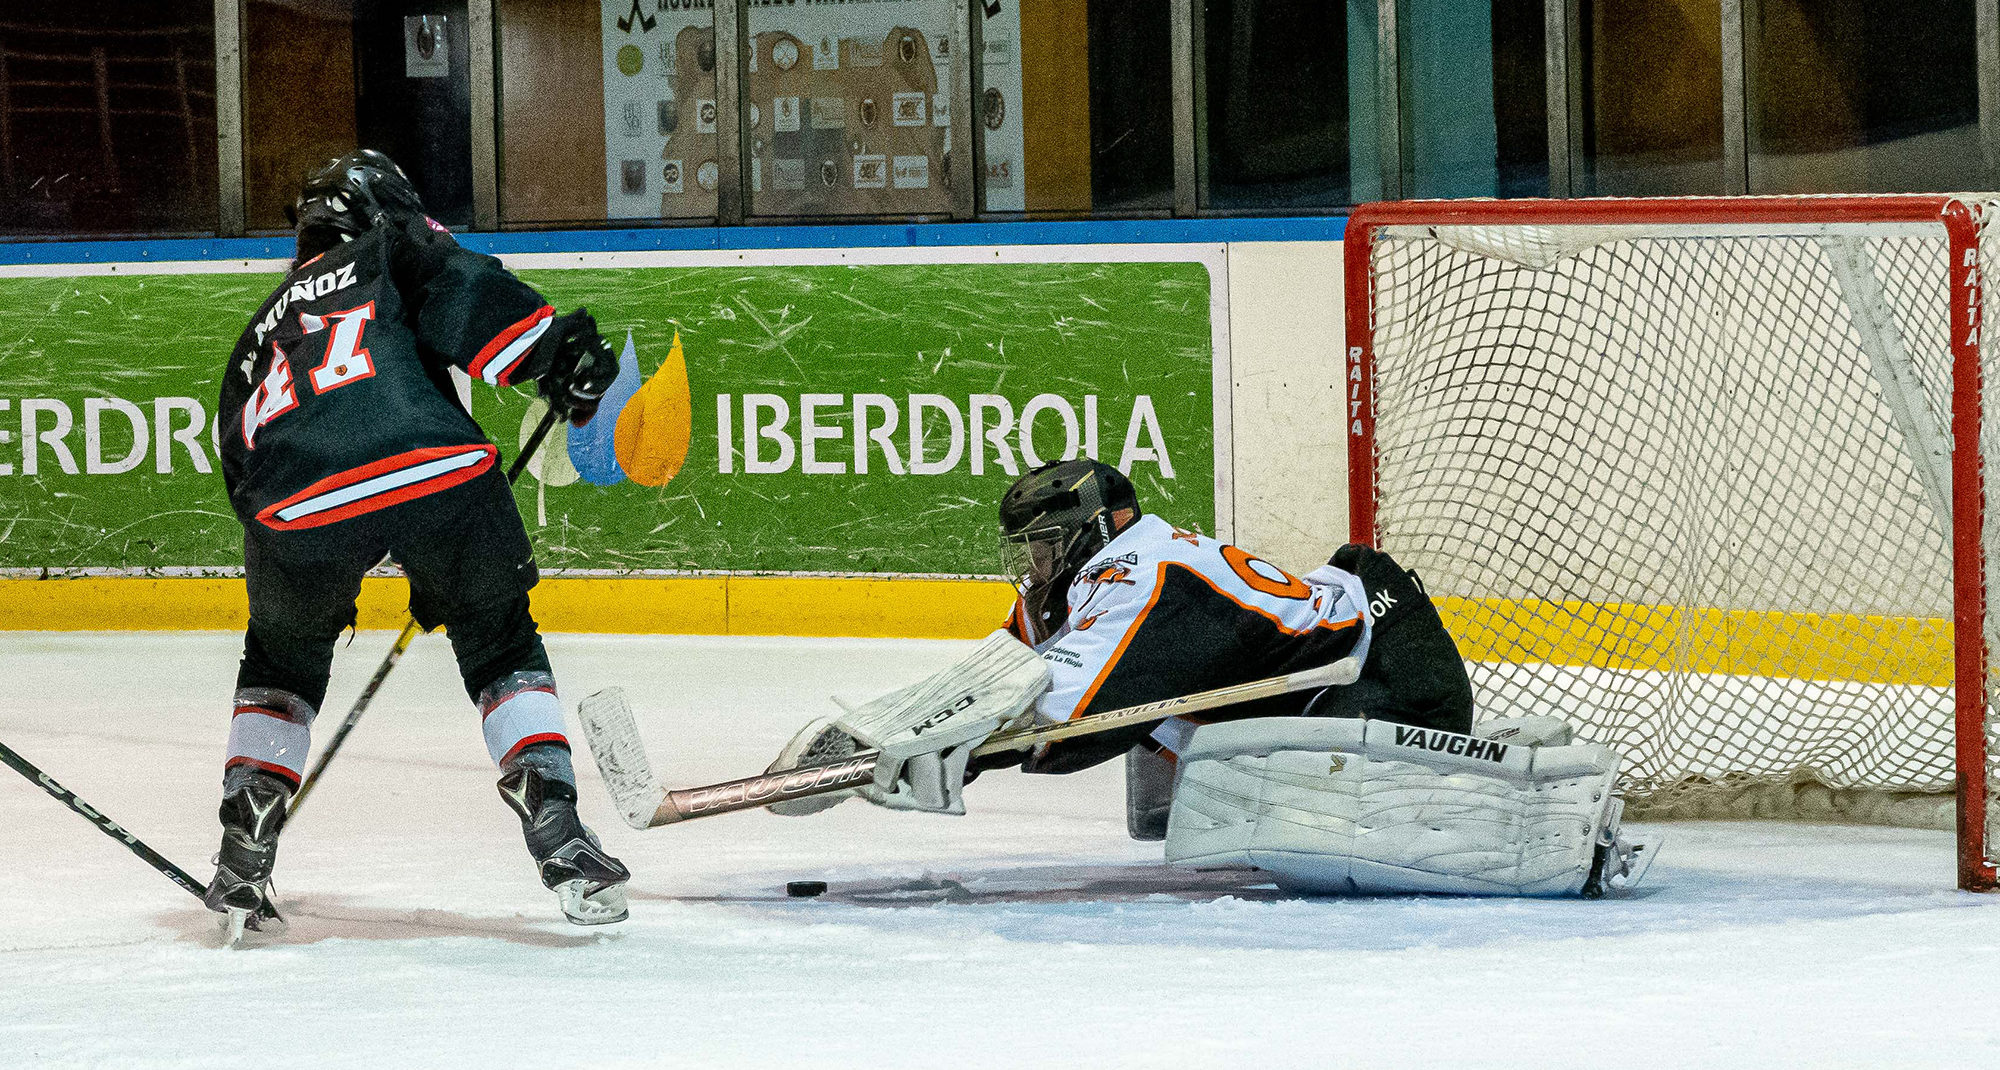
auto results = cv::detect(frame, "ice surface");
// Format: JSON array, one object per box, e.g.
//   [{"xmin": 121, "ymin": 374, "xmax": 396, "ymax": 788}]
[{"xmin": 1, "ymin": 632, "xmax": 1996, "ymax": 1069}]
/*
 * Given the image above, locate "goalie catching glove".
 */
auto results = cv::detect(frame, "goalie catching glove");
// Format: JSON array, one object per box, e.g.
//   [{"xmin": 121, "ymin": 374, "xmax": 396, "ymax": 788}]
[{"xmin": 764, "ymin": 631, "xmax": 1051, "ymax": 815}]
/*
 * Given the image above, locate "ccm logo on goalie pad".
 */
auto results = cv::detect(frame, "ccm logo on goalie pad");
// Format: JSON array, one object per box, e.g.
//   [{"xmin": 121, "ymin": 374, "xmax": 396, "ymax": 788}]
[
  {"xmin": 1392, "ymin": 725, "xmax": 1509, "ymax": 763},
  {"xmin": 910, "ymin": 694, "xmax": 976, "ymax": 736}
]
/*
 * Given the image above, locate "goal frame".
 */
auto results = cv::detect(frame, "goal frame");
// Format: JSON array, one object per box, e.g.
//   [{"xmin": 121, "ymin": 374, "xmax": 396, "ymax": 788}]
[{"xmin": 1343, "ymin": 195, "xmax": 1995, "ymax": 891}]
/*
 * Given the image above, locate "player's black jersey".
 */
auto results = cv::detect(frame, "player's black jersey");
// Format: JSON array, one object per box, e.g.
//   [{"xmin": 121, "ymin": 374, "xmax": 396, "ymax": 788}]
[{"xmin": 219, "ymin": 217, "xmax": 554, "ymax": 531}]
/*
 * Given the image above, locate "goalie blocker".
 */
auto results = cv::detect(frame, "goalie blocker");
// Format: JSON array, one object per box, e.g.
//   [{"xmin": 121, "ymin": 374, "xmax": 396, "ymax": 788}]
[{"xmin": 1165, "ymin": 717, "xmax": 1657, "ymax": 897}]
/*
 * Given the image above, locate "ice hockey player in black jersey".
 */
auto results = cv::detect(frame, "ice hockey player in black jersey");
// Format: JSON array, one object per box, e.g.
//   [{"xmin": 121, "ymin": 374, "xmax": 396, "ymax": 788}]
[
  {"xmin": 765, "ymin": 459, "xmax": 1654, "ymax": 897},
  {"xmin": 207, "ymin": 150, "xmax": 631, "ymax": 937}
]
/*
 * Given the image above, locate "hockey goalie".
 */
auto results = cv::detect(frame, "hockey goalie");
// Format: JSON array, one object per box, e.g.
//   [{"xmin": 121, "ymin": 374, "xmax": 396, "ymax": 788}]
[{"xmin": 764, "ymin": 459, "xmax": 1656, "ymax": 898}]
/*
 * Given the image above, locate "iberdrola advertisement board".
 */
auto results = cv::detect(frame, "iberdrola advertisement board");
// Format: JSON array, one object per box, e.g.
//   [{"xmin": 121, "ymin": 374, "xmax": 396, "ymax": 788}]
[{"xmin": 0, "ymin": 245, "xmax": 1226, "ymax": 578}]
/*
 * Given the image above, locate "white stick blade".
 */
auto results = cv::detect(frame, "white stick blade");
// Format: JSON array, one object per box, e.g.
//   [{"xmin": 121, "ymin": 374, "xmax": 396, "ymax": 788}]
[{"xmin": 576, "ymin": 687, "xmax": 664, "ymax": 830}]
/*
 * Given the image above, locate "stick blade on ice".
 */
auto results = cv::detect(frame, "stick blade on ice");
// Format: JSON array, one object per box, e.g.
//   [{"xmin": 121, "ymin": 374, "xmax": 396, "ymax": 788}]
[{"xmin": 576, "ymin": 687, "xmax": 663, "ymax": 830}]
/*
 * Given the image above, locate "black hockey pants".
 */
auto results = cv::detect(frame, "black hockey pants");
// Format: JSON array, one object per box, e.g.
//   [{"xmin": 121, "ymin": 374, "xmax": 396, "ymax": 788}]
[
  {"xmin": 235, "ymin": 467, "xmax": 549, "ymax": 711},
  {"xmin": 1304, "ymin": 543, "xmax": 1475, "ymax": 734}
]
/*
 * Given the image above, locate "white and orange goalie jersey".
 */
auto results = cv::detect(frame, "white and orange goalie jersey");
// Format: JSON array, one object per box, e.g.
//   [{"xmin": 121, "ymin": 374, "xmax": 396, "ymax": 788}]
[{"xmin": 997, "ymin": 514, "xmax": 1462, "ymax": 775}]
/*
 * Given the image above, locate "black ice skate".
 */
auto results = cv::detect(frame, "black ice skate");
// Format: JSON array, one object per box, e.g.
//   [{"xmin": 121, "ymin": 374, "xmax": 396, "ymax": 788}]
[
  {"xmin": 497, "ymin": 766, "xmax": 631, "ymax": 925},
  {"xmin": 205, "ymin": 771, "xmax": 291, "ymax": 945}
]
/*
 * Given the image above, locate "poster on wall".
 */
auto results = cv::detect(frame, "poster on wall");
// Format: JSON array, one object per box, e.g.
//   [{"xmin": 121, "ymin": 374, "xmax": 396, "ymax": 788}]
[
  {"xmin": 0, "ymin": 249, "xmax": 1222, "ymax": 577},
  {"xmin": 602, "ymin": 0, "xmax": 718, "ymax": 220},
  {"xmin": 744, "ymin": 0, "xmax": 955, "ymax": 216},
  {"xmin": 404, "ymin": 15, "xmax": 451, "ymax": 79},
  {"xmin": 976, "ymin": 0, "xmax": 1025, "ymax": 212}
]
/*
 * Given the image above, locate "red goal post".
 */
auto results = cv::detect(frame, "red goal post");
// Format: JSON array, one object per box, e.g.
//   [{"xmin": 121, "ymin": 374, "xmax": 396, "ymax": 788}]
[{"xmin": 1344, "ymin": 195, "xmax": 1996, "ymax": 890}]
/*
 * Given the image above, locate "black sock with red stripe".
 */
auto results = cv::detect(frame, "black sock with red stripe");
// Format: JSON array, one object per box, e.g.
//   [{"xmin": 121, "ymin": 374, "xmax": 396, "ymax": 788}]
[{"xmin": 507, "ymin": 740, "xmax": 575, "ymax": 789}]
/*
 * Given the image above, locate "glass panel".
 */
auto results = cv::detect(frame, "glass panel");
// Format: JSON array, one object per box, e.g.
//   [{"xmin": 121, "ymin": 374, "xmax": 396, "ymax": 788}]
[
  {"xmin": 499, "ymin": 0, "xmax": 717, "ymax": 225},
  {"xmin": 0, "ymin": 1, "xmax": 217, "ymax": 236},
  {"xmin": 976, "ymin": 0, "xmax": 1172, "ymax": 215},
  {"xmin": 243, "ymin": 0, "xmax": 356, "ymax": 232},
  {"xmin": 1402, "ymin": 0, "xmax": 1548, "ymax": 198},
  {"xmin": 244, "ymin": 0, "xmax": 474, "ymax": 232},
  {"xmin": 1087, "ymin": 0, "xmax": 1172, "ymax": 211},
  {"xmin": 974, "ymin": 0, "xmax": 1033, "ymax": 211},
  {"xmin": 1577, "ymin": 0, "xmax": 1723, "ymax": 195},
  {"xmin": 1198, "ymin": 0, "xmax": 1350, "ymax": 210},
  {"xmin": 744, "ymin": 0, "xmax": 957, "ymax": 218},
  {"xmin": 1747, "ymin": 0, "xmax": 1980, "ymax": 194},
  {"xmin": 1348, "ymin": 0, "xmax": 1381, "ymax": 203}
]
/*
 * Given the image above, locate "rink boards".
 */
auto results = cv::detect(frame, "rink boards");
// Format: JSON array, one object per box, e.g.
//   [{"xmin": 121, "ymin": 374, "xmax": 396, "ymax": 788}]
[
  {"xmin": 0, "ymin": 221, "xmax": 1959, "ymax": 683},
  {"xmin": 0, "ymin": 221, "xmax": 1361, "ymax": 636}
]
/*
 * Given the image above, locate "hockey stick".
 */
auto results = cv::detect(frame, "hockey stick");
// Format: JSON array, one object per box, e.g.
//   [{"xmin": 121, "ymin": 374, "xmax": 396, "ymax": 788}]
[
  {"xmin": 579, "ymin": 656, "xmax": 1362, "ymax": 829},
  {"xmin": 0, "ymin": 739, "xmax": 207, "ymax": 900},
  {"xmin": 288, "ymin": 403, "xmax": 562, "ymax": 818}
]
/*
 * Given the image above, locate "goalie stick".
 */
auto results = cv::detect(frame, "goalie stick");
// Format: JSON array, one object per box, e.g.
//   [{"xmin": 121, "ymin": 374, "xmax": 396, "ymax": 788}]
[
  {"xmin": 288, "ymin": 403, "xmax": 561, "ymax": 819},
  {"xmin": 579, "ymin": 656, "xmax": 1362, "ymax": 829}
]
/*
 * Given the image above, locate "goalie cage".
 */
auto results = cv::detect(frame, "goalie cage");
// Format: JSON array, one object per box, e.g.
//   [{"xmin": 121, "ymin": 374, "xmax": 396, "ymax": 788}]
[{"xmin": 1345, "ymin": 195, "xmax": 1999, "ymax": 891}]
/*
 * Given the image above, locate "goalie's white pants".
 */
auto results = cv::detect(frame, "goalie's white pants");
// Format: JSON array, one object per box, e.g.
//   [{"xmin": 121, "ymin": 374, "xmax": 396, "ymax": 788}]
[{"xmin": 1164, "ymin": 718, "xmax": 1622, "ymax": 897}]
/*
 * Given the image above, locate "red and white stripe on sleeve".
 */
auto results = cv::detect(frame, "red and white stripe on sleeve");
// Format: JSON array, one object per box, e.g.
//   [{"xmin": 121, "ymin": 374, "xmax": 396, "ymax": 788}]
[{"xmin": 466, "ymin": 305, "xmax": 555, "ymax": 387}]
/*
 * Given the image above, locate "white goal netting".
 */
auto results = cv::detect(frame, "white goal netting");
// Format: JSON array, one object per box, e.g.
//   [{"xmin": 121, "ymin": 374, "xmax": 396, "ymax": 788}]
[{"xmin": 1357, "ymin": 199, "xmax": 1997, "ymax": 877}]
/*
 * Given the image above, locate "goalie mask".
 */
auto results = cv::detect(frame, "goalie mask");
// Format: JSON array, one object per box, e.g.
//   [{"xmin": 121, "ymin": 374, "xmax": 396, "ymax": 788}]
[
  {"xmin": 287, "ymin": 149, "xmax": 427, "ymax": 267},
  {"xmin": 999, "ymin": 459, "xmax": 1141, "ymax": 644}
]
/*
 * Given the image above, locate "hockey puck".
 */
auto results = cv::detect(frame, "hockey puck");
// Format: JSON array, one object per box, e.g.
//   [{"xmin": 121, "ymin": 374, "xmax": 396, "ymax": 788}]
[{"xmin": 786, "ymin": 880, "xmax": 828, "ymax": 898}]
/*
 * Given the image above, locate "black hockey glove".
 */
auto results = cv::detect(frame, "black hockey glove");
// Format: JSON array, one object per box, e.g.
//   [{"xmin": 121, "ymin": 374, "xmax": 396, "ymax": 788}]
[{"xmin": 534, "ymin": 310, "xmax": 619, "ymax": 426}]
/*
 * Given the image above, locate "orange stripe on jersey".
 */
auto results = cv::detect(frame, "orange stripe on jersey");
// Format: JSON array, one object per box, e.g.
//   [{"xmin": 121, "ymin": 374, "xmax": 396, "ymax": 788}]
[
  {"xmin": 255, "ymin": 444, "xmax": 497, "ymax": 530},
  {"xmin": 468, "ymin": 305, "xmax": 554, "ymax": 386},
  {"xmin": 1069, "ymin": 560, "xmax": 1360, "ymax": 721},
  {"xmin": 1070, "ymin": 561, "xmax": 1176, "ymax": 720},
  {"xmin": 1004, "ymin": 598, "xmax": 1030, "ymax": 643}
]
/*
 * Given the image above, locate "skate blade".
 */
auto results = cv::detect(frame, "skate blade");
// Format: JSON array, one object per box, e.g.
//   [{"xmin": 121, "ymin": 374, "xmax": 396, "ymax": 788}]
[
  {"xmin": 556, "ymin": 879, "xmax": 630, "ymax": 926},
  {"xmin": 222, "ymin": 908, "xmax": 248, "ymax": 947},
  {"xmin": 216, "ymin": 901, "xmax": 288, "ymax": 947},
  {"xmin": 1609, "ymin": 833, "xmax": 1663, "ymax": 891}
]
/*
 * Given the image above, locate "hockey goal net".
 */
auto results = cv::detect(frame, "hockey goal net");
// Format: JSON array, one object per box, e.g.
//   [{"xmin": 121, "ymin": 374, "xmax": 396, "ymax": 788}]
[{"xmin": 1346, "ymin": 195, "xmax": 1998, "ymax": 890}]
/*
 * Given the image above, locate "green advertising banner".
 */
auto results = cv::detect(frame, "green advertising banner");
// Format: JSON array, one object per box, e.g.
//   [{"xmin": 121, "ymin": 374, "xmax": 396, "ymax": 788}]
[{"xmin": 0, "ymin": 249, "xmax": 1221, "ymax": 575}]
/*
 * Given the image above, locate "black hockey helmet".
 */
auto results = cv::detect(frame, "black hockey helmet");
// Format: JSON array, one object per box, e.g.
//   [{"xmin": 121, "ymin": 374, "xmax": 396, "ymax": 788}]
[
  {"xmin": 1000, "ymin": 459, "xmax": 1142, "ymax": 642},
  {"xmin": 286, "ymin": 149, "xmax": 426, "ymax": 265}
]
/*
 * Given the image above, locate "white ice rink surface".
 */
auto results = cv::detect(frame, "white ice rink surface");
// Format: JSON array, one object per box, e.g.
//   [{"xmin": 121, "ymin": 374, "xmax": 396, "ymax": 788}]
[{"xmin": 2, "ymin": 632, "xmax": 1997, "ymax": 1069}]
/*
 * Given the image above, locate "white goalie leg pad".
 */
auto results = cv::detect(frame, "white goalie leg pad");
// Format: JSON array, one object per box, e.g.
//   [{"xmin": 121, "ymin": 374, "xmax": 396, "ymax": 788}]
[
  {"xmin": 1164, "ymin": 718, "xmax": 1626, "ymax": 897},
  {"xmin": 1474, "ymin": 715, "xmax": 1573, "ymax": 748}
]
